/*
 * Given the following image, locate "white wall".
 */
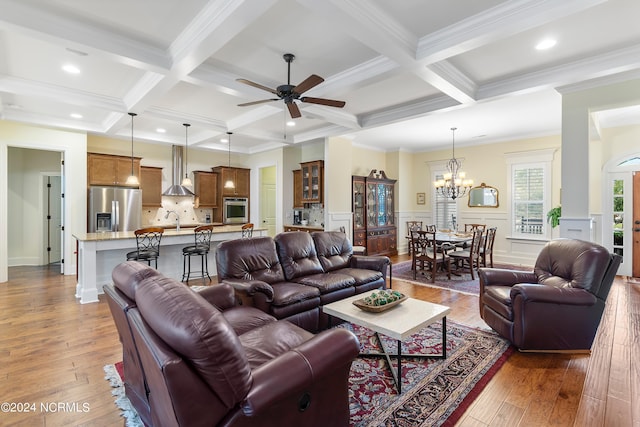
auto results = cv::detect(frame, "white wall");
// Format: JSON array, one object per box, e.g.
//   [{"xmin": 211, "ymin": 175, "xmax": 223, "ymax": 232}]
[{"xmin": 0, "ymin": 121, "xmax": 86, "ymax": 282}]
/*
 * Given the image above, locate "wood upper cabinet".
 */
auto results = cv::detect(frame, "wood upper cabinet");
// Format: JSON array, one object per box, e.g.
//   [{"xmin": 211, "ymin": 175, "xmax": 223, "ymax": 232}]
[
  {"xmin": 140, "ymin": 166, "xmax": 163, "ymax": 207},
  {"xmin": 193, "ymin": 171, "xmax": 218, "ymax": 208},
  {"xmin": 292, "ymin": 169, "xmax": 303, "ymax": 208},
  {"xmin": 88, "ymin": 153, "xmax": 141, "ymax": 187},
  {"xmin": 300, "ymin": 160, "xmax": 323, "ymax": 204},
  {"xmin": 212, "ymin": 166, "xmax": 250, "ymax": 197}
]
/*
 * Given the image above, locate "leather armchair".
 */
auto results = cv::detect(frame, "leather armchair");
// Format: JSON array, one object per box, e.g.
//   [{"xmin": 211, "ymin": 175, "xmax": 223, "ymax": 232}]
[
  {"xmin": 479, "ymin": 239, "xmax": 621, "ymax": 351},
  {"xmin": 127, "ymin": 269, "xmax": 360, "ymax": 427}
]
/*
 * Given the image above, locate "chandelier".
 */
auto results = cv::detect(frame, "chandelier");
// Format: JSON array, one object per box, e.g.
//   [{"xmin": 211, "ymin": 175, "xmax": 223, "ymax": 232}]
[{"xmin": 434, "ymin": 127, "xmax": 473, "ymax": 200}]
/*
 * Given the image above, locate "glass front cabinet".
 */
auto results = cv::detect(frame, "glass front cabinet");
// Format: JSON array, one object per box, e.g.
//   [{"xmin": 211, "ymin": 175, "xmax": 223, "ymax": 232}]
[
  {"xmin": 301, "ymin": 160, "xmax": 323, "ymax": 204},
  {"xmin": 352, "ymin": 170, "xmax": 397, "ymax": 256}
]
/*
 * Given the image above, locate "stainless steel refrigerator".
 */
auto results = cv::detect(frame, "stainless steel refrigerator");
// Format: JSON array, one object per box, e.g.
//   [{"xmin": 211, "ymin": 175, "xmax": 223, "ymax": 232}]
[{"xmin": 88, "ymin": 186, "xmax": 142, "ymax": 232}]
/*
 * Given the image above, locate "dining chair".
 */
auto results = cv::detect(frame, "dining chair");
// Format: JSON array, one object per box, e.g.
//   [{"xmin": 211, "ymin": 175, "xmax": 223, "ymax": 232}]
[
  {"xmin": 406, "ymin": 221, "xmax": 423, "ymax": 254},
  {"xmin": 410, "ymin": 230, "xmax": 451, "ymax": 283},
  {"xmin": 181, "ymin": 225, "xmax": 213, "ymax": 284},
  {"xmin": 126, "ymin": 227, "xmax": 164, "ymax": 268},
  {"xmin": 448, "ymin": 228, "xmax": 482, "ymax": 280},
  {"xmin": 241, "ymin": 223, "xmax": 254, "ymax": 238},
  {"xmin": 479, "ymin": 227, "xmax": 497, "ymax": 268}
]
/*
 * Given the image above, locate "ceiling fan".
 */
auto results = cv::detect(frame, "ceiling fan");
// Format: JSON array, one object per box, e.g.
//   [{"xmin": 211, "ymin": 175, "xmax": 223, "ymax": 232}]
[{"xmin": 236, "ymin": 53, "xmax": 346, "ymax": 119}]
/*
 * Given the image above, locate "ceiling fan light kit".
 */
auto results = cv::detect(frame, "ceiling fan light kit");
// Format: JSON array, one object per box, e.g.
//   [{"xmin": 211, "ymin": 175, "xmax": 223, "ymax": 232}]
[{"xmin": 237, "ymin": 53, "xmax": 346, "ymax": 119}]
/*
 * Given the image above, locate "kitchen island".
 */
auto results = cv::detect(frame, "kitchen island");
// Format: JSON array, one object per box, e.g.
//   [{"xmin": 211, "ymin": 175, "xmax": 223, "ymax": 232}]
[{"xmin": 73, "ymin": 225, "xmax": 264, "ymax": 304}]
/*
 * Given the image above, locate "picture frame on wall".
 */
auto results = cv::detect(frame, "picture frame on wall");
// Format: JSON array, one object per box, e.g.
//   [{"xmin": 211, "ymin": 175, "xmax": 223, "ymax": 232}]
[{"xmin": 416, "ymin": 192, "xmax": 426, "ymax": 205}]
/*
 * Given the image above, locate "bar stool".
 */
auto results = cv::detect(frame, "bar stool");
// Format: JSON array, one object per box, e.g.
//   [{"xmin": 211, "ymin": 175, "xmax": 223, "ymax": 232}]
[
  {"xmin": 241, "ymin": 223, "xmax": 254, "ymax": 238},
  {"xmin": 126, "ymin": 227, "xmax": 164, "ymax": 268},
  {"xmin": 181, "ymin": 225, "xmax": 213, "ymax": 284}
]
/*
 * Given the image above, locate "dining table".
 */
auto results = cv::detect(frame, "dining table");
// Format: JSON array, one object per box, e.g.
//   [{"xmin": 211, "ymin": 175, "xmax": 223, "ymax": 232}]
[{"xmin": 435, "ymin": 231, "xmax": 474, "ymax": 245}]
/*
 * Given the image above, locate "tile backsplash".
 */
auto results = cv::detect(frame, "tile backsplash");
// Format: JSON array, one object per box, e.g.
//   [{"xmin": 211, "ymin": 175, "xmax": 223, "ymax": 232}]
[{"xmin": 142, "ymin": 196, "xmax": 213, "ymax": 226}]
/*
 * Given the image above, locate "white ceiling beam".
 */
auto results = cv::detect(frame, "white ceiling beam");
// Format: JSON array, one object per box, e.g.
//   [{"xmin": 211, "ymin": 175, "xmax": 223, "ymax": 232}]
[{"xmin": 416, "ymin": 0, "xmax": 608, "ymax": 64}]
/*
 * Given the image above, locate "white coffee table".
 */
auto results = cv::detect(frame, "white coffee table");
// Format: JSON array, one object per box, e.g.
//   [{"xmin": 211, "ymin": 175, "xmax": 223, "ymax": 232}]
[{"xmin": 323, "ymin": 292, "xmax": 451, "ymax": 393}]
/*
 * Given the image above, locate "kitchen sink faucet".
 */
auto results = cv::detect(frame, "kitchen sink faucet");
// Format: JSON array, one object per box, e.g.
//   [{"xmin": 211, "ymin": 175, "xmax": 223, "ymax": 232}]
[{"xmin": 165, "ymin": 210, "xmax": 180, "ymax": 231}]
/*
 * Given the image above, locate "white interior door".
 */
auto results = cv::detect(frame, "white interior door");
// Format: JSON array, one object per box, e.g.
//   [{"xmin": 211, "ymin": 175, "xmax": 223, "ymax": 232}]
[{"xmin": 46, "ymin": 175, "xmax": 62, "ymax": 265}]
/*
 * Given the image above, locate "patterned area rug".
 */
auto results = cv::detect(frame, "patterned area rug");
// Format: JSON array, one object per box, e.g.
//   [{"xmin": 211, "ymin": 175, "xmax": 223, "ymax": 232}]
[
  {"xmin": 392, "ymin": 260, "xmax": 481, "ymax": 295},
  {"xmin": 391, "ymin": 260, "xmax": 531, "ymax": 295},
  {"xmin": 105, "ymin": 321, "xmax": 513, "ymax": 427},
  {"xmin": 339, "ymin": 321, "xmax": 513, "ymax": 427}
]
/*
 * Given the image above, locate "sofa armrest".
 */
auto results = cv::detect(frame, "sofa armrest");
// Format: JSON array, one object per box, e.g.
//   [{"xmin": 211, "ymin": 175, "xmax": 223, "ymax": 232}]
[
  {"xmin": 350, "ymin": 255, "xmax": 390, "ymax": 275},
  {"xmin": 478, "ymin": 268, "xmax": 536, "ymax": 288},
  {"xmin": 240, "ymin": 328, "xmax": 359, "ymax": 415},
  {"xmin": 511, "ymin": 284, "xmax": 598, "ymax": 306},
  {"xmin": 195, "ymin": 283, "xmax": 236, "ymax": 310},
  {"xmin": 221, "ymin": 279, "xmax": 274, "ymax": 303}
]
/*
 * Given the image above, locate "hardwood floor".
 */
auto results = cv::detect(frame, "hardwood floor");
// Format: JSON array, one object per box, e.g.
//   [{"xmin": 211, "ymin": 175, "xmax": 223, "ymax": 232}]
[{"xmin": 0, "ymin": 258, "xmax": 637, "ymax": 426}]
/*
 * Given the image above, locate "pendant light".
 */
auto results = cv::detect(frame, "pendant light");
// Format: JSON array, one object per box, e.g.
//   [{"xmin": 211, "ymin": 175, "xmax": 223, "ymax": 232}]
[
  {"xmin": 224, "ymin": 131, "xmax": 235, "ymax": 189},
  {"xmin": 125, "ymin": 112, "xmax": 139, "ymax": 186},
  {"xmin": 181, "ymin": 123, "xmax": 192, "ymax": 187}
]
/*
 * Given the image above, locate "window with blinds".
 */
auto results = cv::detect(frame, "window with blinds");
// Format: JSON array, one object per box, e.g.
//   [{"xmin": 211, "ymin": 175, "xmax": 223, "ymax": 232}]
[
  {"xmin": 512, "ymin": 166, "xmax": 544, "ymax": 235},
  {"xmin": 434, "ymin": 172, "xmax": 457, "ymax": 230}
]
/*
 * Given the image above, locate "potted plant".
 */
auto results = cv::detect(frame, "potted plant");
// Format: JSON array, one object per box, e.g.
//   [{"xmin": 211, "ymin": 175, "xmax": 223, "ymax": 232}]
[{"xmin": 547, "ymin": 206, "xmax": 561, "ymax": 228}]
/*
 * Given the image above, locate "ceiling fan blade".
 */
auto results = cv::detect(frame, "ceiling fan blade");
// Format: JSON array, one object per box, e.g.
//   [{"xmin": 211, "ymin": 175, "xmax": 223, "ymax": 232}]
[
  {"xmin": 287, "ymin": 102, "xmax": 301, "ymax": 118},
  {"xmin": 293, "ymin": 74, "xmax": 324, "ymax": 95},
  {"xmin": 237, "ymin": 99, "xmax": 279, "ymax": 107},
  {"xmin": 300, "ymin": 97, "xmax": 346, "ymax": 108},
  {"xmin": 236, "ymin": 78, "xmax": 279, "ymax": 96}
]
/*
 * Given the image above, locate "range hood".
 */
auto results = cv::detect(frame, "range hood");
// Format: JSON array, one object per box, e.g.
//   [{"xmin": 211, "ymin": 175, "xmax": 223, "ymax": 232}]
[{"xmin": 162, "ymin": 145, "xmax": 195, "ymax": 196}]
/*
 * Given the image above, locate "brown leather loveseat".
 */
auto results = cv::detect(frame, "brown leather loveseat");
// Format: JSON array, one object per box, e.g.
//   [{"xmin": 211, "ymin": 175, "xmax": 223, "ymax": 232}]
[
  {"xmin": 105, "ymin": 261, "xmax": 360, "ymax": 427},
  {"xmin": 479, "ymin": 238, "xmax": 621, "ymax": 351},
  {"xmin": 215, "ymin": 231, "xmax": 391, "ymax": 332}
]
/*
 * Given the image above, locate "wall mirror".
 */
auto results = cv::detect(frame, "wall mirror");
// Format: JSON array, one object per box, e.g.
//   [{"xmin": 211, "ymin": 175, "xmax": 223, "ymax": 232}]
[{"xmin": 468, "ymin": 183, "xmax": 499, "ymax": 207}]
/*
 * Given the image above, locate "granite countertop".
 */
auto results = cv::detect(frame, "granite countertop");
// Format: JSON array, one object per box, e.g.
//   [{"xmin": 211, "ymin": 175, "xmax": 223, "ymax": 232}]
[
  {"xmin": 285, "ymin": 224, "xmax": 324, "ymax": 231},
  {"xmin": 73, "ymin": 224, "xmax": 256, "ymax": 242}
]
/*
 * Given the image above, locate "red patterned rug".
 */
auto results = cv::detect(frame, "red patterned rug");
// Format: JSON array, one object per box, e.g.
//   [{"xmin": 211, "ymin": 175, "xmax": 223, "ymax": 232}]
[
  {"xmin": 339, "ymin": 321, "xmax": 513, "ymax": 427},
  {"xmin": 106, "ymin": 321, "xmax": 513, "ymax": 427}
]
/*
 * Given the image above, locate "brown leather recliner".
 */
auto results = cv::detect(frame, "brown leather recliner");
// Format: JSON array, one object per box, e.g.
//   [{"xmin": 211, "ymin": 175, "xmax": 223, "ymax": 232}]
[
  {"xmin": 105, "ymin": 261, "xmax": 281, "ymax": 426},
  {"xmin": 479, "ymin": 238, "xmax": 621, "ymax": 351},
  {"xmin": 126, "ymin": 268, "xmax": 360, "ymax": 427}
]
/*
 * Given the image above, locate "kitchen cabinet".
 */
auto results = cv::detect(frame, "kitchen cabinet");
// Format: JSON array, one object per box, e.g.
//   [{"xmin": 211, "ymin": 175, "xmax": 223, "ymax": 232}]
[
  {"xmin": 193, "ymin": 171, "xmax": 218, "ymax": 208},
  {"xmin": 300, "ymin": 160, "xmax": 323, "ymax": 204},
  {"xmin": 88, "ymin": 153, "xmax": 141, "ymax": 187},
  {"xmin": 292, "ymin": 169, "xmax": 303, "ymax": 208},
  {"xmin": 140, "ymin": 166, "xmax": 163, "ymax": 207},
  {"xmin": 212, "ymin": 166, "xmax": 250, "ymax": 197},
  {"xmin": 352, "ymin": 169, "xmax": 397, "ymax": 256}
]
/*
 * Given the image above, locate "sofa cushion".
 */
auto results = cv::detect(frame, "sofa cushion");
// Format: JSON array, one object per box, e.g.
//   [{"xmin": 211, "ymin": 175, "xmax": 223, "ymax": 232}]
[
  {"xmin": 275, "ymin": 232, "xmax": 325, "ymax": 280},
  {"xmin": 271, "ymin": 281, "xmax": 320, "ymax": 306},
  {"xmin": 216, "ymin": 236, "xmax": 286, "ymax": 284},
  {"xmin": 135, "ymin": 275, "xmax": 252, "ymax": 409},
  {"xmin": 239, "ymin": 321, "xmax": 314, "ymax": 369},
  {"xmin": 295, "ymin": 272, "xmax": 355, "ymax": 294},
  {"xmin": 330, "ymin": 267, "xmax": 382, "ymax": 286},
  {"xmin": 312, "ymin": 231, "xmax": 352, "ymax": 272}
]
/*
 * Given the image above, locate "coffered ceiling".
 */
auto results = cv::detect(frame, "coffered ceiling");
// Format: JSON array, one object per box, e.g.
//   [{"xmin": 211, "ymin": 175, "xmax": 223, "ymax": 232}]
[{"xmin": 1, "ymin": 0, "xmax": 639, "ymax": 154}]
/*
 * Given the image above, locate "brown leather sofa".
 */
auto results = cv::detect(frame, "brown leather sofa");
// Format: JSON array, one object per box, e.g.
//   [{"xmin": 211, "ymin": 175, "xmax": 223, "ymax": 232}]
[
  {"xmin": 106, "ymin": 261, "xmax": 359, "ymax": 427},
  {"xmin": 215, "ymin": 231, "xmax": 391, "ymax": 332},
  {"xmin": 479, "ymin": 238, "xmax": 621, "ymax": 351}
]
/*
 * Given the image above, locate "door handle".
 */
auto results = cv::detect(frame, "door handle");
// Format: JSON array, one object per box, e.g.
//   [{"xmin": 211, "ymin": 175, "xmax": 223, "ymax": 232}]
[
  {"xmin": 635, "ymin": 220, "xmax": 640, "ymax": 224},
  {"xmin": 635, "ymin": 228, "xmax": 640, "ymax": 232}
]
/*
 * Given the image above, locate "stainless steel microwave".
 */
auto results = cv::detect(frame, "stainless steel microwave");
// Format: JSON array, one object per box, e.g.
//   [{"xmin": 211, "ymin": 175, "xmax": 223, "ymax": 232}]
[{"xmin": 223, "ymin": 197, "xmax": 249, "ymax": 224}]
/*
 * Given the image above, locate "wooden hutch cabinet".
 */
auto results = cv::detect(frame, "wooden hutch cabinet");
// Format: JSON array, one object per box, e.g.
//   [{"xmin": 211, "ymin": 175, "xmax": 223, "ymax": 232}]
[
  {"xmin": 300, "ymin": 160, "xmax": 323, "ymax": 204},
  {"xmin": 352, "ymin": 169, "xmax": 397, "ymax": 256}
]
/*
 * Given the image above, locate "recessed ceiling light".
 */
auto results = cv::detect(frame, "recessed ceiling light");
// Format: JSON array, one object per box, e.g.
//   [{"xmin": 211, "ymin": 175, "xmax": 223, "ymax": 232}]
[
  {"xmin": 535, "ymin": 38, "xmax": 557, "ymax": 50},
  {"xmin": 70, "ymin": 113, "xmax": 83, "ymax": 119},
  {"xmin": 286, "ymin": 121, "xmax": 296, "ymax": 127},
  {"xmin": 62, "ymin": 64, "xmax": 81, "ymax": 74},
  {"xmin": 156, "ymin": 128, "xmax": 166, "ymax": 133}
]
